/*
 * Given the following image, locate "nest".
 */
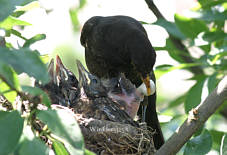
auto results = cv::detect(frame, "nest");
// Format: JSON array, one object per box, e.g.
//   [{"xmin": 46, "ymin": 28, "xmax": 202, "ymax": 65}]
[{"xmin": 75, "ymin": 114, "xmax": 156, "ymax": 155}]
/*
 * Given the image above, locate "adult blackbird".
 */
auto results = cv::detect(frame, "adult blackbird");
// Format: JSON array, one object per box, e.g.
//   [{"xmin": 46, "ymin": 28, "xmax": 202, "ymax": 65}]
[{"xmin": 80, "ymin": 15, "xmax": 164, "ymax": 149}]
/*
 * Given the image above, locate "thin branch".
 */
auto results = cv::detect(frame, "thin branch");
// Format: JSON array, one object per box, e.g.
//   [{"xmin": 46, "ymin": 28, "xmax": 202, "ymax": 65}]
[
  {"xmin": 155, "ymin": 76, "xmax": 227, "ymax": 155},
  {"xmin": 144, "ymin": 0, "xmax": 204, "ymax": 74}
]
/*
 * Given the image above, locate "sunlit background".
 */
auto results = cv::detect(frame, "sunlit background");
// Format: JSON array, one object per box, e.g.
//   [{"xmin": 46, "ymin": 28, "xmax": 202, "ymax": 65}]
[{"xmin": 4, "ymin": 0, "xmax": 226, "ymax": 154}]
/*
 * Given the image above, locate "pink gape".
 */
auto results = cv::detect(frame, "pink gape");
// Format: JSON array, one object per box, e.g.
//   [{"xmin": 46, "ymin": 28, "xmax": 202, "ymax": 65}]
[{"xmin": 108, "ymin": 75, "xmax": 144, "ymax": 119}]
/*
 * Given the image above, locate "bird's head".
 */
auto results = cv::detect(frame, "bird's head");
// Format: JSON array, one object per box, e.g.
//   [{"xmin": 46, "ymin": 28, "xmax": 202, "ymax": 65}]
[
  {"xmin": 80, "ymin": 16, "xmax": 102, "ymax": 47},
  {"xmin": 126, "ymin": 30, "xmax": 156, "ymax": 96},
  {"xmin": 56, "ymin": 55, "xmax": 78, "ymax": 88},
  {"xmin": 76, "ymin": 60, "xmax": 107, "ymax": 98},
  {"xmin": 106, "ymin": 73, "xmax": 144, "ymax": 118}
]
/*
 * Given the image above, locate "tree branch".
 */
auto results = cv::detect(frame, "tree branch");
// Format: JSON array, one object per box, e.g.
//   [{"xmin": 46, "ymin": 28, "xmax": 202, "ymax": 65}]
[
  {"xmin": 144, "ymin": 0, "xmax": 204, "ymax": 74},
  {"xmin": 155, "ymin": 76, "xmax": 227, "ymax": 155}
]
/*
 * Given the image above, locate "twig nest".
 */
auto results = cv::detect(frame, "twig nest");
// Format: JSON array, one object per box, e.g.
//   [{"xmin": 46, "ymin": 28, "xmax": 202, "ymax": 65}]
[{"xmin": 75, "ymin": 114, "xmax": 156, "ymax": 155}]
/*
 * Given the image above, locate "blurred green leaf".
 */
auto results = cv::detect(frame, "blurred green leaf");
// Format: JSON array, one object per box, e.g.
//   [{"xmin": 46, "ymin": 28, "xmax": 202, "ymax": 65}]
[
  {"xmin": 221, "ymin": 134, "xmax": 227, "ymax": 155},
  {"xmin": 19, "ymin": 138, "xmax": 49, "ymax": 155},
  {"xmin": 207, "ymin": 73, "xmax": 219, "ymax": 94},
  {"xmin": 175, "ymin": 14, "xmax": 208, "ymax": 39},
  {"xmin": 52, "ymin": 139, "xmax": 70, "ymax": 155},
  {"xmin": 184, "ymin": 130, "xmax": 212, "ymax": 155},
  {"xmin": 155, "ymin": 63, "xmax": 202, "ymax": 79},
  {"xmin": 0, "ymin": 0, "xmax": 35, "ymax": 21},
  {"xmin": 15, "ymin": 1, "xmax": 40, "ymax": 12},
  {"xmin": 40, "ymin": 54, "xmax": 50, "ymax": 64},
  {"xmin": 153, "ymin": 19, "xmax": 186, "ymax": 39},
  {"xmin": 0, "ymin": 16, "xmax": 31, "ymax": 30},
  {"xmin": 202, "ymin": 31, "xmax": 227, "ymax": 43},
  {"xmin": 37, "ymin": 109, "xmax": 84, "ymax": 155},
  {"xmin": 78, "ymin": 0, "xmax": 87, "ymax": 9},
  {"xmin": 0, "ymin": 111, "xmax": 24, "ymax": 155},
  {"xmin": 23, "ymin": 34, "xmax": 46, "ymax": 47},
  {"xmin": 10, "ymin": 29, "xmax": 27, "ymax": 40},
  {"xmin": 199, "ymin": 44, "xmax": 211, "ymax": 54},
  {"xmin": 22, "ymin": 86, "xmax": 51, "ymax": 107},
  {"xmin": 211, "ymin": 51, "xmax": 227, "ymax": 65},
  {"xmin": 0, "ymin": 80, "xmax": 17, "ymax": 103},
  {"xmin": 0, "ymin": 61, "xmax": 20, "ymax": 90},
  {"xmin": 210, "ymin": 130, "xmax": 225, "ymax": 151},
  {"xmin": 69, "ymin": 8, "xmax": 80, "ymax": 32},
  {"xmin": 185, "ymin": 78, "xmax": 205, "ymax": 113},
  {"xmin": 185, "ymin": 10, "xmax": 227, "ymax": 21},
  {"xmin": 0, "ymin": 47, "xmax": 49, "ymax": 84},
  {"xmin": 11, "ymin": 11, "xmax": 25, "ymax": 18},
  {"xmin": 153, "ymin": 46, "xmax": 167, "ymax": 51},
  {"xmin": 198, "ymin": 0, "xmax": 226, "ymax": 9},
  {"xmin": 165, "ymin": 38, "xmax": 185, "ymax": 63}
]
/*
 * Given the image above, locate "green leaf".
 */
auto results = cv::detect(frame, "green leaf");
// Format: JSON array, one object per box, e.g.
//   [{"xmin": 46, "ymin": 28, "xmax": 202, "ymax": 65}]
[
  {"xmin": 185, "ymin": 10, "xmax": 227, "ymax": 21},
  {"xmin": 211, "ymin": 51, "xmax": 227, "ymax": 65},
  {"xmin": 22, "ymin": 86, "xmax": 51, "ymax": 107},
  {"xmin": 153, "ymin": 19, "xmax": 186, "ymax": 39},
  {"xmin": 175, "ymin": 14, "xmax": 208, "ymax": 39},
  {"xmin": 0, "ymin": 16, "xmax": 31, "ymax": 30},
  {"xmin": 69, "ymin": 8, "xmax": 80, "ymax": 32},
  {"xmin": 155, "ymin": 63, "xmax": 202, "ymax": 79},
  {"xmin": 52, "ymin": 139, "xmax": 70, "ymax": 155},
  {"xmin": 221, "ymin": 134, "xmax": 227, "ymax": 155},
  {"xmin": 15, "ymin": 1, "xmax": 40, "ymax": 12},
  {"xmin": 198, "ymin": 0, "xmax": 226, "ymax": 9},
  {"xmin": 0, "ymin": 61, "xmax": 20, "ymax": 90},
  {"xmin": 210, "ymin": 130, "xmax": 225, "ymax": 151},
  {"xmin": 207, "ymin": 73, "xmax": 219, "ymax": 94},
  {"xmin": 40, "ymin": 54, "xmax": 50, "ymax": 64},
  {"xmin": 184, "ymin": 130, "xmax": 212, "ymax": 155},
  {"xmin": 10, "ymin": 29, "xmax": 27, "ymax": 40},
  {"xmin": 185, "ymin": 78, "xmax": 205, "ymax": 113},
  {"xmin": 37, "ymin": 109, "xmax": 84, "ymax": 155},
  {"xmin": 202, "ymin": 31, "xmax": 227, "ymax": 43},
  {"xmin": 154, "ymin": 64, "xmax": 173, "ymax": 79},
  {"xmin": 165, "ymin": 38, "xmax": 185, "ymax": 63},
  {"xmin": 19, "ymin": 138, "xmax": 50, "ymax": 155},
  {"xmin": 23, "ymin": 34, "xmax": 46, "ymax": 47},
  {"xmin": 0, "ymin": 111, "xmax": 24, "ymax": 155},
  {"xmin": 78, "ymin": 0, "xmax": 86, "ymax": 9},
  {"xmin": 0, "ymin": 47, "xmax": 49, "ymax": 84},
  {"xmin": 0, "ymin": 0, "xmax": 35, "ymax": 21},
  {"xmin": 0, "ymin": 80, "xmax": 17, "ymax": 103}
]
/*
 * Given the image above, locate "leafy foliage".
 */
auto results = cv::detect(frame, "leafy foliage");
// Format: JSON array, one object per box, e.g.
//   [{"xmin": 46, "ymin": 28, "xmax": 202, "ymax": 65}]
[
  {"xmin": 152, "ymin": 1, "xmax": 227, "ymax": 154},
  {"xmin": 0, "ymin": 1, "xmax": 90, "ymax": 154},
  {"xmin": 184, "ymin": 130, "xmax": 212, "ymax": 155},
  {"xmin": 0, "ymin": 111, "xmax": 24, "ymax": 155},
  {"xmin": 0, "ymin": 0, "xmax": 226, "ymax": 154}
]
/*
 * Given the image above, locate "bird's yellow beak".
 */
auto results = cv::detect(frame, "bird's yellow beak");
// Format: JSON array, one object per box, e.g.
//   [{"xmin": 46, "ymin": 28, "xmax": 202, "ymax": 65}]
[{"xmin": 142, "ymin": 74, "xmax": 152, "ymax": 96}]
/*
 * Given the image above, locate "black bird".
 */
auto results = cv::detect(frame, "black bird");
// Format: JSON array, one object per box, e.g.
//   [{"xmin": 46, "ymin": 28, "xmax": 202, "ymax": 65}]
[{"xmin": 80, "ymin": 15, "xmax": 164, "ymax": 149}]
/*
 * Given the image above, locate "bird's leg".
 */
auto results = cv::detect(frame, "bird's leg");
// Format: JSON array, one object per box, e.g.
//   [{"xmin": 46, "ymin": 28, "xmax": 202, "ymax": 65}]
[{"xmin": 142, "ymin": 96, "xmax": 148, "ymax": 122}]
